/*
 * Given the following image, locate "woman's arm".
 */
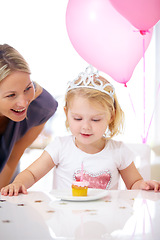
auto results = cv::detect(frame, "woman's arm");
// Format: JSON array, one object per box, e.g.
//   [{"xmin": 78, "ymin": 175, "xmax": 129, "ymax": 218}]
[
  {"xmin": 0, "ymin": 122, "xmax": 46, "ymax": 189},
  {"xmin": 120, "ymin": 162, "xmax": 160, "ymax": 191},
  {"xmin": 1, "ymin": 150, "xmax": 55, "ymax": 196}
]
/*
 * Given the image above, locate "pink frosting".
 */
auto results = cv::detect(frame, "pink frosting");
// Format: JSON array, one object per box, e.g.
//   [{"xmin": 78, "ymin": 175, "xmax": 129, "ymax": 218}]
[{"xmin": 72, "ymin": 180, "xmax": 89, "ymax": 187}]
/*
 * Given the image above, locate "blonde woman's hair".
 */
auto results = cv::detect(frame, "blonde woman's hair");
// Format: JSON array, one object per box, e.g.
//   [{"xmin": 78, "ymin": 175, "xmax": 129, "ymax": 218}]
[
  {"xmin": 64, "ymin": 75, "xmax": 124, "ymax": 138},
  {"xmin": 0, "ymin": 44, "xmax": 31, "ymax": 82}
]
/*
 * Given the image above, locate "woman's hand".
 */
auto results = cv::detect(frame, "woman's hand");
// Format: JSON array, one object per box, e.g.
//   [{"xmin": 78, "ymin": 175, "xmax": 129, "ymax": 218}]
[
  {"xmin": 132, "ymin": 179, "xmax": 160, "ymax": 192},
  {"xmin": 1, "ymin": 182, "xmax": 27, "ymax": 196}
]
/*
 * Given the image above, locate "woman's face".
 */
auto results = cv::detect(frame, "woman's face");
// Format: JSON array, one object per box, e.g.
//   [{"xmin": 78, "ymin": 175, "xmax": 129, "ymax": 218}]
[{"xmin": 0, "ymin": 71, "xmax": 35, "ymax": 122}]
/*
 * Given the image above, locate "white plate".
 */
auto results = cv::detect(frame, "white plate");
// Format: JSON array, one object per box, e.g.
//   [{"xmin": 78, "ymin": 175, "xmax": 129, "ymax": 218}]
[{"xmin": 50, "ymin": 188, "xmax": 109, "ymax": 202}]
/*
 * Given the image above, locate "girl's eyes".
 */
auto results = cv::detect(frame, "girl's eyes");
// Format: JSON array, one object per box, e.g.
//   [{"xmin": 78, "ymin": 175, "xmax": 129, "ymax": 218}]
[
  {"xmin": 74, "ymin": 118, "xmax": 82, "ymax": 121},
  {"xmin": 73, "ymin": 118, "xmax": 100, "ymax": 122},
  {"xmin": 92, "ymin": 119, "xmax": 100, "ymax": 122}
]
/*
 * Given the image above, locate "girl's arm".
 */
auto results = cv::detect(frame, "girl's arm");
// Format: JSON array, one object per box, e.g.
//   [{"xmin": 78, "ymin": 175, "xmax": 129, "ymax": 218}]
[
  {"xmin": 120, "ymin": 162, "xmax": 160, "ymax": 191},
  {"xmin": 1, "ymin": 151, "xmax": 55, "ymax": 196}
]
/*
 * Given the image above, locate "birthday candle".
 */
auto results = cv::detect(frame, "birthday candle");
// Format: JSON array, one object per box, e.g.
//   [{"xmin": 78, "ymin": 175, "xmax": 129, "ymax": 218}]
[{"xmin": 80, "ymin": 161, "xmax": 84, "ymax": 181}]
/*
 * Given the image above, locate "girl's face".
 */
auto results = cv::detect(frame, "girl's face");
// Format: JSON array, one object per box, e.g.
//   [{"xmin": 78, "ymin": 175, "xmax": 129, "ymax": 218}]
[
  {"xmin": 0, "ymin": 71, "xmax": 35, "ymax": 122},
  {"xmin": 65, "ymin": 95, "xmax": 112, "ymax": 152}
]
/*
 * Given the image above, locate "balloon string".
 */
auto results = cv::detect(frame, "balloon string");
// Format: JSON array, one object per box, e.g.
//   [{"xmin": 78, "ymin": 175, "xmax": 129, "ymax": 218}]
[
  {"xmin": 127, "ymin": 88, "xmax": 144, "ymax": 141},
  {"xmin": 145, "ymin": 81, "xmax": 160, "ymax": 142},
  {"xmin": 128, "ymin": 90, "xmax": 136, "ymax": 115},
  {"xmin": 142, "ymin": 36, "xmax": 146, "ymax": 143}
]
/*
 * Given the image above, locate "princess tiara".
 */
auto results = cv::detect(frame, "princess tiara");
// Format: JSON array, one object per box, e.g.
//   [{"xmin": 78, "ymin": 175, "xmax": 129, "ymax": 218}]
[{"xmin": 66, "ymin": 65, "xmax": 115, "ymax": 101}]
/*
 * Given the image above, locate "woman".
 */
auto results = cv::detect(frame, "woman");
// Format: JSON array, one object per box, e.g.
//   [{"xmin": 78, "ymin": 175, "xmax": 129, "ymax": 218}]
[{"xmin": 0, "ymin": 44, "xmax": 58, "ymax": 188}]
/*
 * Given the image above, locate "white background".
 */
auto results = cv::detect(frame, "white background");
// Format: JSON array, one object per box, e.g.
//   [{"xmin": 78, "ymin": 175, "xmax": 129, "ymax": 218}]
[{"xmin": 1, "ymin": 0, "xmax": 160, "ymax": 147}]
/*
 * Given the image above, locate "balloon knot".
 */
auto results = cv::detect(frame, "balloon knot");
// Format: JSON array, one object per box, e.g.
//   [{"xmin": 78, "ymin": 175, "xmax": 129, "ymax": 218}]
[
  {"xmin": 139, "ymin": 30, "xmax": 149, "ymax": 35},
  {"xmin": 124, "ymin": 83, "xmax": 127, "ymax": 87}
]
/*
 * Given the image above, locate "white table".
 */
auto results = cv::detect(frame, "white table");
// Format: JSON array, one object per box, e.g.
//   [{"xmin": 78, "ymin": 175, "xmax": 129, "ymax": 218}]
[{"xmin": 0, "ymin": 190, "xmax": 160, "ymax": 240}]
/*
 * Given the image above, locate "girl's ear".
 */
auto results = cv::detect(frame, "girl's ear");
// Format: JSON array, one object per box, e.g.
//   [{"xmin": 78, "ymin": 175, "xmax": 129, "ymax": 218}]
[
  {"xmin": 109, "ymin": 111, "xmax": 115, "ymax": 124},
  {"xmin": 64, "ymin": 107, "xmax": 67, "ymax": 116},
  {"xmin": 64, "ymin": 107, "xmax": 69, "ymax": 130}
]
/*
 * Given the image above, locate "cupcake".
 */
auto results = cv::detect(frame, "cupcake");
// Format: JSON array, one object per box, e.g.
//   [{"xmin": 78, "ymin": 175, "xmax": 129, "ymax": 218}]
[{"xmin": 72, "ymin": 180, "xmax": 89, "ymax": 197}]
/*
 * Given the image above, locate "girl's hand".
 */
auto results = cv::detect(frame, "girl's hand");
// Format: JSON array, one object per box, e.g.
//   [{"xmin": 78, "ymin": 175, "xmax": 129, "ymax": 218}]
[
  {"xmin": 1, "ymin": 182, "xmax": 27, "ymax": 196},
  {"xmin": 132, "ymin": 179, "xmax": 160, "ymax": 192},
  {"xmin": 142, "ymin": 180, "xmax": 160, "ymax": 192}
]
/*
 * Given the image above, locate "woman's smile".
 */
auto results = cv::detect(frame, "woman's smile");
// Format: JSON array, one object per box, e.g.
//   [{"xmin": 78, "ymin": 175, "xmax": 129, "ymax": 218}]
[{"xmin": 11, "ymin": 107, "xmax": 27, "ymax": 116}]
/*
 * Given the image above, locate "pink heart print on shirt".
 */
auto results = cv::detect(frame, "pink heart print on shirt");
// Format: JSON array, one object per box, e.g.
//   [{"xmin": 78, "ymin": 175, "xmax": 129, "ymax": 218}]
[{"xmin": 73, "ymin": 170, "xmax": 111, "ymax": 190}]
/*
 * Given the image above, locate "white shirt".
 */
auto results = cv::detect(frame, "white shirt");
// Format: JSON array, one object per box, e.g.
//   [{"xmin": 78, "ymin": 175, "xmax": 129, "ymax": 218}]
[{"xmin": 45, "ymin": 135, "xmax": 135, "ymax": 190}]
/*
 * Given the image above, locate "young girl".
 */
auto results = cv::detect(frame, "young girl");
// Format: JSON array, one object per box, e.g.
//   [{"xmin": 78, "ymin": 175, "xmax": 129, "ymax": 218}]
[{"xmin": 1, "ymin": 66, "xmax": 160, "ymax": 196}]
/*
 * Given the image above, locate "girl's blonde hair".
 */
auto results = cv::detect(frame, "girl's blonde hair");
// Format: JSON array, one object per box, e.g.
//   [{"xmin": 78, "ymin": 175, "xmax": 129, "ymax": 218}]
[
  {"xmin": 0, "ymin": 44, "xmax": 31, "ymax": 82},
  {"xmin": 64, "ymin": 75, "xmax": 124, "ymax": 138}
]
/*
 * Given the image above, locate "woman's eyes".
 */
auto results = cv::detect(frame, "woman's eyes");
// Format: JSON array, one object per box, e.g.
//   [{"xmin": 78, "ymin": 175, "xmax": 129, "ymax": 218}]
[
  {"xmin": 24, "ymin": 86, "xmax": 32, "ymax": 92},
  {"xmin": 6, "ymin": 93, "xmax": 15, "ymax": 98},
  {"xmin": 5, "ymin": 86, "xmax": 32, "ymax": 98}
]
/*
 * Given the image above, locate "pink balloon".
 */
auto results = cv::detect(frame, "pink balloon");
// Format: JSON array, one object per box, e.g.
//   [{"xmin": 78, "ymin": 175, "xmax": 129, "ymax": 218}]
[
  {"xmin": 66, "ymin": 0, "xmax": 153, "ymax": 84},
  {"xmin": 109, "ymin": 0, "xmax": 160, "ymax": 31}
]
